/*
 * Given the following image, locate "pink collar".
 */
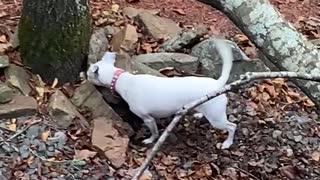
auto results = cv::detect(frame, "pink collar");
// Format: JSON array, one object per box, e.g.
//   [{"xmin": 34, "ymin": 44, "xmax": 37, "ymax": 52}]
[{"xmin": 110, "ymin": 69, "xmax": 125, "ymax": 97}]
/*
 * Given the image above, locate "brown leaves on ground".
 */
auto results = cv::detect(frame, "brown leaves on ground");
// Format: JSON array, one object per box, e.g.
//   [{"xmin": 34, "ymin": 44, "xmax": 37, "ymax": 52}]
[{"xmin": 245, "ymin": 78, "xmax": 314, "ymax": 120}]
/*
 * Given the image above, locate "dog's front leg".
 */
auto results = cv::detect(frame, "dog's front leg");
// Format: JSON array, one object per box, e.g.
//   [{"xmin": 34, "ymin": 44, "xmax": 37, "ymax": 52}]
[{"xmin": 142, "ymin": 117, "xmax": 159, "ymax": 144}]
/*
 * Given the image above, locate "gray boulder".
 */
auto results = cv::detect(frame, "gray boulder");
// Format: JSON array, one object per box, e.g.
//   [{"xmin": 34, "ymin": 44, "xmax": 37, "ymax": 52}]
[
  {"xmin": 88, "ymin": 28, "xmax": 108, "ymax": 65},
  {"xmin": 0, "ymin": 55, "xmax": 9, "ymax": 69},
  {"xmin": 0, "ymin": 83, "xmax": 14, "ymax": 104},
  {"xmin": 132, "ymin": 53, "xmax": 199, "ymax": 73},
  {"xmin": 48, "ymin": 90, "xmax": 88, "ymax": 129},
  {"xmin": 191, "ymin": 38, "xmax": 250, "ymax": 61},
  {"xmin": 4, "ymin": 64, "xmax": 31, "ymax": 95},
  {"xmin": 136, "ymin": 11, "xmax": 182, "ymax": 39},
  {"xmin": 0, "ymin": 96, "xmax": 37, "ymax": 119}
]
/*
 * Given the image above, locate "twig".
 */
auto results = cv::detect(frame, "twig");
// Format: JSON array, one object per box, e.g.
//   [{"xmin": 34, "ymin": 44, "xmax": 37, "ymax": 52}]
[
  {"xmin": 234, "ymin": 167, "xmax": 260, "ymax": 180},
  {"xmin": 132, "ymin": 71, "xmax": 320, "ymax": 180}
]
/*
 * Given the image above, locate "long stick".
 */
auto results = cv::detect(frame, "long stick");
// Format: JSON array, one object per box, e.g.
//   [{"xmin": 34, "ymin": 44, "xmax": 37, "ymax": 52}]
[{"xmin": 132, "ymin": 71, "xmax": 320, "ymax": 180}]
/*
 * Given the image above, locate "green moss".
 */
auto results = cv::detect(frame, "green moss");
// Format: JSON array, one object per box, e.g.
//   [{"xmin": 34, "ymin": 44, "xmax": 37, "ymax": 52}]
[{"xmin": 18, "ymin": 0, "xmax": 91, "ymax": 85}]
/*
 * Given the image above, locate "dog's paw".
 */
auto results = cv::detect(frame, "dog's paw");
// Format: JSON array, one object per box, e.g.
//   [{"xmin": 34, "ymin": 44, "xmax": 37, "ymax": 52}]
[
  {"xmin": 221, "ymin": 141, "xmax": 233, "ymax": 149},
  {"xmin": 142, "ymin": 137, "xmax": 155, "ymax": 144}
]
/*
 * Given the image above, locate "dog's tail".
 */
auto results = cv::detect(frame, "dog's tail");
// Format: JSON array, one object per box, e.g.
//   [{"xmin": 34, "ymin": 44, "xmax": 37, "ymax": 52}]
[{"xmin": 214, "ymin": 39, "xmax": 233, "ymax": 86}]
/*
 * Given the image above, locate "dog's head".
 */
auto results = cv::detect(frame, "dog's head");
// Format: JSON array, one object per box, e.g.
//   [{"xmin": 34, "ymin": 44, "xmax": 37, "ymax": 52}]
[{"xmin": 87, "ymin": 52, "xmax": 117, "ymax": 87}]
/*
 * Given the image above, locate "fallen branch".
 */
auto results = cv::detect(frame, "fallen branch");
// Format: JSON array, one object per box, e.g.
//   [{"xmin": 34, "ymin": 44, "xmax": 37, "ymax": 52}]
[{"xmin": 132, "ymin": 71, "xmax": 320, "ymax": 180}]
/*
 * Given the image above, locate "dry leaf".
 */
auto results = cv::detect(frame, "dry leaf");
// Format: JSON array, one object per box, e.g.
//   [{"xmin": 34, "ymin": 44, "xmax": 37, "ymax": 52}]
[
  {"xmin": 111, "ymin": 4, "xmax": 120, "ymax": 13},
  {"xmin": 234, "ymin": 34, "xmax": 249, "ymax": 44},
  {"xmin": 26, "ymin": 156, "xmax": 34, "ymax": 165},
  {"xmin": 264, "ymin": 84, "xmax": 276, "ymax": 97},
  {"xmin": 311, "ymin": 151, "xmax": 320, "ymax": 162},
  {"xmin": 0, "ymin": 11, "xmax": 8, "ymax": 18},
  {"xmin": 7, "ymin": 123, "xmax": 16, "ymax": 132},
  {"xmin": 36, "ymin": 87, "xmax": 45, "ymax": 97},
  {"xmin": 279, "ymin": 165, "xmax": 297, "ymax": 179},
  {"xmin": 51, "ymin": 78, "xmax": 58, "ymax": 88},
  {"xmin": 141, "ymin": 43, "xmax": 153, "ymax": 53},
  {"xmin": 0, "ymin": 42, "xmax": 11, "ymax": 53},
  {"xmin": 173, "ymin": 8, "xmax": 186, "ymax": 15},
  {"xmin": 0, "ymin": 35, "xmax": 7, "ymax": 43},
  {"xmin": 303, "ymin": 98, "xmax": 315, "ymax": 107},
  {"xmin": 288, "ymin": 91, "xmax": 301, "ymax": 101},
  {"xmin": 41, "ymin": 131, "xmax": 50, "ymax": 141},
  {"xmin": 247, "ymin": 101, "xmax": 258, "ymax": 109},
  {"xmin": 74, "ymin": 149, "xmax": 97, "ymax": 161}
]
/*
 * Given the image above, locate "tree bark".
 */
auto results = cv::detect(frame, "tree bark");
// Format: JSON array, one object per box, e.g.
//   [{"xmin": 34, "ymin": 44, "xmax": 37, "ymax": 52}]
[
  {"xmin": 19, "ymin": 0, "xmax": 91, "ymax": 85},
  {"xmin": 197, "ymin": 0, "xmax": 320, "ymax": 109}
]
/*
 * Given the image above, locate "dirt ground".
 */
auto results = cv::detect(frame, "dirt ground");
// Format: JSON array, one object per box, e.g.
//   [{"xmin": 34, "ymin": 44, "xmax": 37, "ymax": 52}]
[{"xmin": 0, "ymin": 0, "xmax": 320, "ymax": 179}]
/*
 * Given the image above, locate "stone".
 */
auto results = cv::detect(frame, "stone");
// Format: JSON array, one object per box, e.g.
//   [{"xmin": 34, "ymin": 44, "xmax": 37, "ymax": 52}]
[
  {"xmin": 48, "ymin": 90, "xmax": 88, "ymax": 129},
  {"xmin": 104, "ymin": 25, "xmax": 120, "ymax": 37},
  {"xmin": 71, "ymin": 81, "xmax": 122, "ymax": 121},
  {"xmin": 4, "ymin": 64, "xmax": 31, "ymax": 95},
  {"xmin": 0, "ymin": 83, "xmax": 14, "ymax": 104},
  {"xmin": 10, "ymin": 25, "xmax": 19, "ymax": 49},
  {"xmin": 191, "ymin": 38, "xmax": 250, "ymax": 61},
  {"xmin": 91, "ymin": 117, "xmax": 129, "ymax": 168},
  {"xmin": 0, "ymin": 96, "xmax": 37, "ymax": 119},
  {"xmin": 0, "ymin": 55, "xmax": 9, "ymax": 69},
  {"xmin": 19, "ymin": 145, "xmax": 30, "ymax": 159},
  {"xmin": 110, "ymin": 24, "xmax": 138, "ymax": 53},
  {"xmin": 130, "ymin": 61, "xmax": 165, "ymax": 77},
  {"xmin": 272, "ymin": 130, "xmax": 282, "ymax": 139},
  {"xmin": 88, "ymin": 28, "xmax": 108, "ymax": 65},
  {"xmin": 159, "ymin": 25, "xmax": 208, "ymax": 52},
  {"xmin": 132, "ymin": 53, "xmax": 199, "ymax": 73},
  {"xmin": 26, "ymin": 125, "xmax": 41, "ymax": 139},
  {"xmin": 114, "ymin": 52, "xmax": 165, "ymax": 77},
  {"xmin": 204, "ymin": 59, "xmax": 270, "ymax": 82},
  {"xmin": 122, "ymin": 7, "xmax": 160, "ymax": 19},
  {"xmin": 136, "ymin": 11, "xmax": 182, "ymax": 39}
]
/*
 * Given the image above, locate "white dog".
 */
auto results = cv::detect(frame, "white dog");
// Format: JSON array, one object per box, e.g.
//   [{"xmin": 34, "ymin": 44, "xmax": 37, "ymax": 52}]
[{"xmin": 87, "ymin": 39, "xmax": 236, "ymax": 149}]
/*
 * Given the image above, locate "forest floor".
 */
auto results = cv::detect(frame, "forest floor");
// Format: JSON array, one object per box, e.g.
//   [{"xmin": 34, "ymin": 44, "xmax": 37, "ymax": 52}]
[{"xmin": 0, "ymin": 0, "xmax": 320, "ymax": 179}]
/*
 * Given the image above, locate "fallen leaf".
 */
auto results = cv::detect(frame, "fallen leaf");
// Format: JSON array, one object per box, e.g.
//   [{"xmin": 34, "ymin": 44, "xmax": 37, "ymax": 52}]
[
  {"xmin": 173, "ymin": 8, "xmax": 186, "ymax": 15},
  {"xmin": 0, "ymin": 35, "xmax": 7, "ymax": 43},
  {"xmin": 74, "ymin": 149, "xmax": 97, "ymax": 161},
  {"xmin": 51, "ymin": 78, "xmax": 58, "ymax": 88},
  {"xmin": 0, "ymin": 11, "xmax": 8, "ymax": 18},
  {"xmin": 303, "ymin": 98, "xmax": 315, "ymax": 107},
  {"xmin": 141, "ymin": 43, "xmax": 153, "ymax": 53},
  {"xmin": 234, "ymin": 34, "xmax": 249, "ymax": 44},
  {"xmin": 111, "ymin": 4, "xmax": 120, "ymax": 13},
  {"xmin": 26, "ymin": 156, "xmax": 34, "ymax": 165},
  {"xmin": 279, "ymin": 165, "xmax": 297, "ymax": 179},
  {"xmin": 7, "ymin": 123, "xmax": 16, "ymax": 132},
  {"xmin": 264, "ymin": 84, "xmax": 276, "ymax": 97},
  {"xmin": 222, "ymin": 167, "xmax": 238, "ymax": 180},
  {"xmin": 36, "ymin": 87, "xmax": 45, "ymax": 97},
  {"xmin": 0, "ymin": 42, "xmax": 12, "ymax": 53},
  {"xmin": 41, "ymin": 131, "xmax": 50, "ymax": 141},
  {"xmin": 311, "ymin": 151, "xmax": 320, "ymax": 162}
]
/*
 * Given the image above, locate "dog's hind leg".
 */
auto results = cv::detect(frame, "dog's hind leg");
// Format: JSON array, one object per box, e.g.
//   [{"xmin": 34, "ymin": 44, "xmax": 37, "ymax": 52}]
[
  {"xmin": 134, "ymin": 114, "xmax": 159, "ymax": 144},
  {"xmin": 141, "ymin": 116, "xmax": 159, "ymax": 144},
  {"xmin": 198, "ymin": 97, "xmax": 237, "ymax": 149}
]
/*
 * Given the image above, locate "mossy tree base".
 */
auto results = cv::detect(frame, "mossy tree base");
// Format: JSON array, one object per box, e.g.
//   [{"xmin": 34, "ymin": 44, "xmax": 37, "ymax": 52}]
[{"xmin": 19, "ymin": 0, "xmax": 91, "ymax": 85}]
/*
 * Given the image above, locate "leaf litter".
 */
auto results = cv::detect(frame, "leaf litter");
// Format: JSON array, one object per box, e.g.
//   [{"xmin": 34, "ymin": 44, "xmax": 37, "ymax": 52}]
[{"xmin": 0, "ymin": 0, "xmax": 319, "ymax": 179}]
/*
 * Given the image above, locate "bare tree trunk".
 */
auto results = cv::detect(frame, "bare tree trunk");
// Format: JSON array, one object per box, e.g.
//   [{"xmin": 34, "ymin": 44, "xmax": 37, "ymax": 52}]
[
  {"xmin": 19, "ymin": 0, "xmax": 91, "ymax": 85},
  {"xmin": 197, "ymin": 0, "xmax": 320, "ymax": 108}
]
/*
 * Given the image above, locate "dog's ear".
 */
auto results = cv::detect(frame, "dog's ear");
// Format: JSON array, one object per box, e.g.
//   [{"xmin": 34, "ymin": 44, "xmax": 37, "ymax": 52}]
[
  {"xmin": 102, "ymin": 52, "xmax": 116, "ymax": 65},
  {"xmin": 91, "ymin": 64, "xmax": 99, "ymax": 74}
]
